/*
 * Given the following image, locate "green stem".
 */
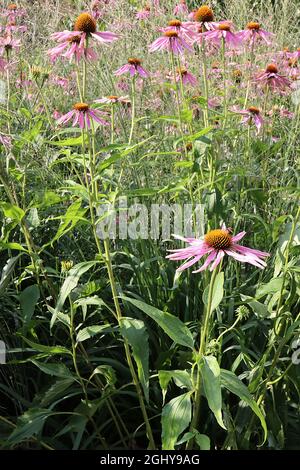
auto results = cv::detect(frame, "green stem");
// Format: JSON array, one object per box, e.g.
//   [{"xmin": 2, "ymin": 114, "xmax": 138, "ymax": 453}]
[{"xmin": 187, "ymin": 264, "xmax": 221, "ymax": 449}]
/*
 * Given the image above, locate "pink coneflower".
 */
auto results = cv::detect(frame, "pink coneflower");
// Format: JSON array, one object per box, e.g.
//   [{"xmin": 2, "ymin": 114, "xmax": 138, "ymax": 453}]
[
  {"xmin": 238, "ymin": 22, "xmax": 274, "ymax": 46},
  {"xmin": 166, "ymin": 225, "xmax": 270, "ymax": 272},
  {"xmin": 56, "ymin": 102, "xmax": 108, "ymax": 129},
  {"xmin": 189, "ymin": 5, "xmax": 225, "ymax": 31},
  {"xmin": 47, "ymin": 33, "xmax": 97, "ymax": 63},
  {"xmin": 136, "ymin": 5, "xmax": 151, "ymax": 20},
  {"xmin": 285, "ymin": 58, "xmax": 300, "ymax": 80},
  {"xmin": 160, "ymin": 19, "xmax": 198, "ymax": 44},
  {"xmin": 255, "ymin": 63, "xmax": 291, "ymax": 91},
  {"xmin": 48, "ymin": 12, "xmax": 118, "ymax": 62},
  {"xmin": 149, "ymin": 30, "xmax": 192, "ymax": 54},
  {"xmin": 95, "ymin": 95, "xmax": 130, "ymax": 104},
  {"xmin": 0, "ymin": 35, "xmax": 21, "ymax": 55},
  {"xmin": 202, "ymin": 23, "xmax": 241, "ymax": 49},
  {"xmin": 173, "ymin": 0, "xmax": 189, "ymax": 16},
  {"xmin": 175, "ymin": 66, "xmax": 197, "ymax": 86},
  {"xmin": 2, "ymin": 4, "xmax": 26, "ymax": 20},
  {"xmin": 232, "ymin": 106, "xmax": 264, "ymax": 133},
  {"xmin": 4, "ymin": 20, "xmax": 26, "ymax": 34},
  {"xmin": 114, "ymin": 58, "xmax": 149, "ymax": 78}
]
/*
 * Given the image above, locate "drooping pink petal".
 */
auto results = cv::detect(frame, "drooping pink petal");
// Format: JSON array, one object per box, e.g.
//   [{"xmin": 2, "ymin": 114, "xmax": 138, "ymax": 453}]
[{"xmin": 192, "ymin": 250, "xmax": 217, "ymax": 273}]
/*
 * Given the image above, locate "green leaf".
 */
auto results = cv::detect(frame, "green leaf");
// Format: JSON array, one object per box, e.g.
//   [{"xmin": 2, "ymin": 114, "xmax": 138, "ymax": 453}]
[
  {"xmin": 220, "ymin": 368, "xmax": 267, "ymax": 442},
  {"xmin": 161, "ymin": 392, "xmax": 192, "ymax": 450},
  {"xmin": 194, "ymin": 432, "xmax": 210, "ymax": 450},
  {"xmin": 122, "ymin": 296, "xmax": 194, "ymax": 350},
  {"xmin": 51, "ymin": 260, "xmax": 98, "ymax": 329},
  {"xmin": 19, "ymin": 285, "xmax": 40, "ymax": 329},
  {"xmin": 31, "ymin": 360, "xmax": 73, "ymax": 378},
  {"xmin": 158, "ymin": 370, "xmax": 193, "ymax": 403},
  {"xmin": 76, "ymin": 324, "xmax": 113, "ymax": 342},
  {"xmin": 120, "ymin": 317, "xmax": 149, "ymax": 402},
  {"xmin": 19, "ymin": 336, "xmax": 72, "ymax": 356},
  {"xmin": 255, "ymin": 277, "xmax": 284, "ymax": 299},
  {"xmin": 176, "ymin": 430, "xmax": 210, "ymax": 450},
  {"xmin": 46, "ymin": 135, "xmax": 87, "ymax": 146},
  {"xmin": 0, "ymin": 255, "xmax": 23, "ymax": 296},
  {"xmin": 26, "ymin": 208, "xmax": 40, "ymax": 229},
  {"xmin": 202, "ymin": 355, "xmax": 226, "ymax": 429},
  {"xmin": 240, "ymin": 295, "xmax": 271, "ymax": 318},
  {"xmin": 203, "ymin": 272, "xmax": 224, "ymax": 313},
  {"xmin": 0, "ymin": 202, "xmax": 25, "ymax": 221},
  {"xmin": 50, "ymin": 200, "xmax": 88, "ymax": 245},
  {"xmin": 41, "ymin": 378, "xmax": 75, "ymax": 407},
  {"xmin": 7, "ymin": 409, "xmax": 54, "ymax": 445}
]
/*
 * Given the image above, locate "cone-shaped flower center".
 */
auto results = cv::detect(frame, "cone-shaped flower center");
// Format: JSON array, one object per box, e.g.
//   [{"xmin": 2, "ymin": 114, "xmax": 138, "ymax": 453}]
[
  {"xmin": 288, "ymin": 58, "xmax": 298, "ymax": 67},
  {"xmin": 205, "ymin": 229, "xmax": 232, "ymax": 249},
  {"xmin": 283, "ymin": 47, "xmax": 290, "ymax": 52},
  {"xmin": 164, "ymin": 30, "xmax": 179, "ymax": 38},
  {"xmin": 177, "ymin": 66, "xmax": 187, "ymax": 75},
  {"xmin": 218, "ymin": 23, "xmax": 231, "ymax": 31},
  {"xmin": 247, "ymin": 22, "xmax": 260, "ymax": 30},
  {"xmin": 108, "ymin": 95, "xmax": 119, "ymax": 100},
  {"xmin": 266, "ymin": 63, "xmax": 278, "ymax": 74},
  {"xmin": 8, "ymin": 4, "xmax": 17, "ymax": 10},
  {"xmin": 74, "ymin": 12, "xmax": 97, "ymax": 34},
  {"xmin": 212, "ymin": 61, "xmax": 220, "ymax": 69},
  {"xmin": 68, "ymin": 35, "xmax": 82, "ymax": 44},
  {"xmin": 73, "ymin": 102, "xmax": 89, "ymax": 112},
  {"xmin": 248, "ymin": 106, "xmax": 260, "ymax": 114},
  {"xmin": 128, "ymin": 57, "xmax": 141, "ymax": 66},
  {"xmin": 168, "ymin": 20, "xmax": 182, "ymax": 27},
  {"xmin": 194, "ymin": 5, "xmax": 214, "ymax": 23}
]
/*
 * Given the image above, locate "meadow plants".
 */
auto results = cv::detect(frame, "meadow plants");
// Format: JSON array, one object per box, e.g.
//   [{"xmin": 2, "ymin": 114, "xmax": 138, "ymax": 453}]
[{"xmin": 0, "ymin": 0, "xmax": 299, "ymax": 451}]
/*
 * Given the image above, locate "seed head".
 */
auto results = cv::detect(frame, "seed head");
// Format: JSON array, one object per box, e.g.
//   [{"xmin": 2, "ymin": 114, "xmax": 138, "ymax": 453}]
[
  {"xmin": 266, "ymin": 63, "xmax": 278, "ymax": 74},
  {"xmin": 164, "ymin": 30, "xmax": 179, "ymax": 38},
  {"xmin": 247, "ymin": 22, "xmax": 260, "ymax": 30},
  {"xmin": 74, "ymin": 12, "xmax": 97, "ymax": 34},
  {"xmin": 168, "ymin": 20, "xmax": 182, "ymax": 27},
  {"xmin": 73, "ymin": 102, "xmax": 89, "ymax": 112},
  {"xmin": 194, "ymin": 5, "xmax": 214, "ymax": 23},
  {"xmin": 204, "ymin": 229, "xmax": 232, "ymax": 250},
  {"xmin": 128, "ymin": 57, "xmax": 142, "ymax": 66}
]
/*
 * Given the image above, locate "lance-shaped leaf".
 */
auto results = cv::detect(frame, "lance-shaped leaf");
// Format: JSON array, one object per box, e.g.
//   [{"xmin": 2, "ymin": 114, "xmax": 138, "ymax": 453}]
[
  {"xmin": 120, "ymin": 317, "xmax": 149, "ymax": 402},
  {"xmin": 122, "ymin": 297, "xmax": 194, "ymax": 350},
  {"xmin": 202, "ymin": 355, "xmax": 226, "ymax": 429},
  {"xmin": 161, "ymin": 392, "xmax": 192, "ymax": 450}
]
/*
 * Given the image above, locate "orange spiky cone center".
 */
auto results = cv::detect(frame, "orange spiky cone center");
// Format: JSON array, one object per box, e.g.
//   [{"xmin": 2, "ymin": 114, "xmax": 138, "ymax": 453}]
[
  {"xmin": 128, "ymin": 57, "xmax": 142, "ymax": 66},
  {"xmin": 73, "ymin": 102, "xmax": 89, "ymax": 112},
  {"xmin": 266, "ymin": 63, "xmax": 278, "ymax": 73},
  {"xmin": 205, "ymin": 229, "xmax": 232, "ymax": 249},
  {"xmin": 194, "ymin": 5, "xmax": 214, "ymax": 23},
  {"xmin": 164, "ymin": 30, "xmax": 179, "ymax": 38},
  {"xmin": 74, "ymin": 12, "xmax": 97, "ymax": 34},
  {"xmin": 248, "ymin": 106, "xmax": 260, "ymax": 114},
  {"xmin": 247, "ymin": 22, "xmax": 260, "ymax": 30}
]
